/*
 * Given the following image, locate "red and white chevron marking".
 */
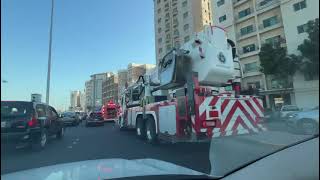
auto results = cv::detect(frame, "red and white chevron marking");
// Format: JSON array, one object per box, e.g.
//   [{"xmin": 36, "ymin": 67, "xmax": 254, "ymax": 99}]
[{"xmin": 199, "ymin": 95, "xmax": 266, "ymax": 138}]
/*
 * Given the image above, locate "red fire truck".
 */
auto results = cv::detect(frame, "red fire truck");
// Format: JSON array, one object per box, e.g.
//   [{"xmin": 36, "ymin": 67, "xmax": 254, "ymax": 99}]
[
  {"xmin": 101, "ymin": 100, "xmax": 119, "ymax": 122},
  {"xmin": 117, "ymin": 26, "xmax": 266, "ymax": 143}
]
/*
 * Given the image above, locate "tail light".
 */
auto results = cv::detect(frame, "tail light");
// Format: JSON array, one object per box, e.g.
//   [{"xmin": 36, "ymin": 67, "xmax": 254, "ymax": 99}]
[
  {"xmin": 209, "ymin": 110, "xmax": 219, "ymax": 118},
  {"xmin": 28, "ymin": 116, "xmax": 38, "ymax": 127},
  {"xmin": 202, "ymin": 120, "xmax": 216, "ymax": 127}
]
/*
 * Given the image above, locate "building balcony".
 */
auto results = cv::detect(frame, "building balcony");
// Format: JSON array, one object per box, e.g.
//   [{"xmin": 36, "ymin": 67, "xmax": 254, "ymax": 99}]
[
  {"xmin": 172, "ymin": 9, "xmax": 178, "ymax": 15},
  {"xmin": 258, "ymin": 20, "xmax": 283, "ymax": 34},
  {"xmin": 236, "ymin": 28, "xmax": 257, "ymax": 41},
  {"xmin": 235, "ymin": 8, "xmax": 255, "ymax": 23},
  {"xmin": 256, "ymin": 0, "xmax": 280, "ymax": 14},
  {"xmin": 233, "ymin": 0, "xmax": 249, "ymax": 8},
  {"xmin": 242, "ymin": 71, "xmax": 263, "ymax": 78},
  {"xmin": 239, "ymin": 49, "xmax": 260, "ymax": 58}
]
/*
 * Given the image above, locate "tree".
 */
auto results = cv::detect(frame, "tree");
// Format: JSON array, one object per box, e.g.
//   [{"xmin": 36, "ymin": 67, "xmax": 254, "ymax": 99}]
[
  {"xmin": 297, "ymin": 18, "xmax": 319, "ymax": 79},
  {"xmin": 259, "ymin": 43, "xmax": 301, "ymax": 89}
]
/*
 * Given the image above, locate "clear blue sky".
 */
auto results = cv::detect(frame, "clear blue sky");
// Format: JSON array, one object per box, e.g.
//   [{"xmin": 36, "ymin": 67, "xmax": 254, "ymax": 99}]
[{"xmin": 1, "ymin": 0, "xmax": 156, "ymax": 110}]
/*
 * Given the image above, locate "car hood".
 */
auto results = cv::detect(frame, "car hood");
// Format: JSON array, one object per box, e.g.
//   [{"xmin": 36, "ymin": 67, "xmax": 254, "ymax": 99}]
[{"xmin": 1, "ymin": 158, "xmax": 205, "ymax": 180}]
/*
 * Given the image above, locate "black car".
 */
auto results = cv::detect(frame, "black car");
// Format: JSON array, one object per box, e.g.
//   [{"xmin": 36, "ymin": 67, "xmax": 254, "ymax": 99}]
[
  {"xmin": 85, "ymin": 112, "xmax": 104, "ymax": 127},
  {"xmin": 1, "ymin": 101, "xmax": 64, "ymax": 150},
  {"xmin": 61, "ymin": 112, "xmax": 80, "ymax": 126}
]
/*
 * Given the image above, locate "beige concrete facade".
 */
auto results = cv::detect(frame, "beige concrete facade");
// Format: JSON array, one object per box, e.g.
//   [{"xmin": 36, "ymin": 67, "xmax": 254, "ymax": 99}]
[
  {"xmin": 212, "ymin": 0, "xmax": 318, "ymax": 109},
  {"xmin": 154, "ymin": 0, "xmax": 213, "ymax": 64},
  {"xmin": 117, "ymin": 69, "xmax": 128, "ymax": 102},
  {"xmin": 212, "ymin": 0, "xmax": 286, "ymax": 92},
  {"xmin": 102, "ymin": 74, "xmax": 119, "ymax": 104}
]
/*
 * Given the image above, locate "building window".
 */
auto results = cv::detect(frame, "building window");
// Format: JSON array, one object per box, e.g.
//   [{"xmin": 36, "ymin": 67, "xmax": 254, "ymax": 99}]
[
  {"xmin": 244, "ymin": 62, "xmax": 258, "ymax": 73},
  {"xmin": 265, "ymin": 35, "xmax": 281, "ymax": 47},
  {"xmin": 242, "ymin": 44, "xmax": 256, "ymax": 53},
  {"xmin": 165, "ymin": 13, "xmax": 170, "ymax": 18},
  {"xmin": 158, "ymin": 27, "xmax": 162, "ymax": 33},
  {"xmin": 184, "ymin": 36, "xmax": 190, "ymax": 43},
  {"xmin": 158, "ymin": 18, "xmax": 161, "ymax": 24},
  {"xmin": 240, "ymin": 25, "xmax": 254, "ymax": 36},
  {"xmin": 165, "ymin": 3, "xmax": 169, "ymax": 8},
  {"xmin": 159, "ymin": 48, "xmax": 163, "ymax": 53},
  {"xmin": 183, "ymin": 12, "xmax": 188, "ymax": 19},
  {"xmin": 219, "ymin": 15, "xmax": 227, "ymax": 23},
  {"xmin": 263, "ymin": 16, "xmax": 279, "ymax": 28},
  {"xmin": 182, "ymin": 0, "xmax": 187, "ymax": 7},
  {"xmin": 158, "ymin": 8, "xmax": 161, "ymax": 14},
  {"xmin": 183, "ymin": 24, "xmax": 189, "ymax": 31},
  {"xmin": 157, "ymin": 0, "xmax": 161, "ymax": 4},
  {"xmin": 158, "ymin": 38, "xmax": 162, "ymax": 43},
  {"xmin": 217, "ymin": 0, "xmax": 225, "ymax": 7},
  {"xmin": 259, "ymin": 0, "xmax": 272, "ymax": 6},
  {"xmin": 174, "ymin": 29, "xmax": 179, "ymax": 36},
  {"xmin": 166, "ymin": 44, "xmax": 172, "ymax": 51},
  {"xmin": 166, "ymin": 33, "xmax": 171, "ymax": 40},
  {"xmin": 165, "ymin": 23, "xmax": 170, "ymax": 29},
  {"xmin": 297, "ymin": 24, "xmax": 308, "ymax": 34},
  {"xmin": 293, "ymin": 0, "xmax": 307, "ymax": 11},
  {"xmin": 174, "ymin": 41, "xmax": 180, "ymax": 48},
  {"xmin": 238, "ymin": 8, "xmax": 251, "ymax": 19},
  {"xmin": 247, "ymin": 82, "xmax": 261, "ymax": 89}
]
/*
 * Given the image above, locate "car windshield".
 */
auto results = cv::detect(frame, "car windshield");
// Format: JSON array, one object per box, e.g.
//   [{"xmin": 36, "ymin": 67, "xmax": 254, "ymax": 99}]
[
  {"xmin": 1, "ymin": 102, "xmax": 32, "ymax": 118},
  {"xmin": 62, "ymin": 112, "xmax": 75, "ymax": 117},
  {"xmin": 1, "ymin": 0, "xmax": 319, "ymax": 179}
]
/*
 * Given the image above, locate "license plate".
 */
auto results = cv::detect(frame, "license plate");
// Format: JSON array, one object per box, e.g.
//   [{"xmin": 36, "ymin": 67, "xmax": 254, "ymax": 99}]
[{"xmin": 1, "ymin": 122, "xmax": 7, "ymax": 128}]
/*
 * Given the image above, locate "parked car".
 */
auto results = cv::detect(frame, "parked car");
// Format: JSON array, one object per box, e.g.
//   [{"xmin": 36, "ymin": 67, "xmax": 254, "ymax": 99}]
[
  {"xmin": 279, "ymin": 105, "xmax": 301, "ymax": 120},
  {"xmin": 1, "ymin": 101, "xmax": 64, "ymax": 150},
  {"xmin": 286, "ymin": 106, "xmax": 319, "ymax": 135},
  {"xmin": 263, "ymin": 108, "xmax": 278, "ymax": 122},
  {"xmin": 79, "ymin": 112, "xmax": 87, "ymax": 121},
  {"xmin": 85, "ymin": 111, "xmax": 104, "ymax": 127},
  {"xmin": 61, "ymin": 112, "xmax": 80, "ymax": 126}
]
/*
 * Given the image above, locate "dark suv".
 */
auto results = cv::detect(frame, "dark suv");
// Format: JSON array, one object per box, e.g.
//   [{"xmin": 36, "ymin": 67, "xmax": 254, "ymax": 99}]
[{"xmin": 1, "ymin": 101, "xmax": 64, "ymax": 150}]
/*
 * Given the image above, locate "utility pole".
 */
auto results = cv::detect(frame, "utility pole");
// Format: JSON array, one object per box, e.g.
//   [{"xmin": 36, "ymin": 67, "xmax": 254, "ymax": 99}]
[{"xmin": 46, "ymin": 0, "xmax": 55, "ymax": 104}]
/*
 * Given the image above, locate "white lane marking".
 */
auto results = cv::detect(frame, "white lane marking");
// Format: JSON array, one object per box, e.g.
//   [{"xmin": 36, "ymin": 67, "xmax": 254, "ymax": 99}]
[{"xmin": 68, "ymin": 146, "xmax": 72, "ymax": 148}]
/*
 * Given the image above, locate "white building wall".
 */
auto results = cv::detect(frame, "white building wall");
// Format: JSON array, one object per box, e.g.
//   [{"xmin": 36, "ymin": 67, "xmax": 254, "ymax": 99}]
[{"xmin": 280, "ymin": 0, "xmax": 319, "ymax": 109}]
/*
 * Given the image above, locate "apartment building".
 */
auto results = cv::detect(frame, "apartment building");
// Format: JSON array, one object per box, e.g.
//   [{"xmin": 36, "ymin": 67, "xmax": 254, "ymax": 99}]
[
  {"xmin": 117, "ymin": 69, "xmax": 128, "ymax": 102},
  {"xmin": 127, "ymin": 63, "xmax": 156, "ymax": 86},
  {"xmin": 85, "ymin": 72, "xmax": 112, "ymax": 110},
  {"xmin": 154, "ymin": 0, "xmax": 213, "ymax": 64},
  {"xmin": 70, "ymin": 90, "xmax": 82, "ymax": 111},
  {"xmin": 102, "ymin": 73, "xmax": 119, "ymax": 104},
  {"xmin": 281, "ymin": 0, "xmax": 319, "ymax": 109},
  {"xmin": 85, "ymin": 80, "xmax": 94, "ymax": 109},
  {"xmin": 212, "ymin": 0, "xmax": 290, "ymax": 108},
  {"xmin": 80, "ymin": 90, "xmax": 86, "ymax": 111}
]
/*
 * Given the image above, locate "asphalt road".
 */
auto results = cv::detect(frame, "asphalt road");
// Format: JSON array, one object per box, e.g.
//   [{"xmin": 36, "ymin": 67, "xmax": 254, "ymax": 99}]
[
  {"xmin": 1, "ymin": 120, "xmax": 309, "ymax": 176},
  {"xmin": 1, "ymin": 122, "xmax": 211, "ymax": 175}
]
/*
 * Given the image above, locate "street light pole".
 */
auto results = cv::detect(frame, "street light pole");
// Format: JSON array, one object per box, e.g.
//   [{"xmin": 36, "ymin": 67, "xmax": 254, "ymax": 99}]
[{"xmin": 46, "ymin": 0, "xmax": 55, "ymax": 104}]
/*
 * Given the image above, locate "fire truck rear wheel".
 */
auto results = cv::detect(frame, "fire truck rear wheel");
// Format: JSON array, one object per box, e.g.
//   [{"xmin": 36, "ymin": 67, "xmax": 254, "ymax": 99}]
[
  {"xmin": 145, "ymin": 118, "xmax": 157, "ymax": 144},
  {"xmin": 136, "ymin": 117, "xmax": 146, "ymax": 139}
]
